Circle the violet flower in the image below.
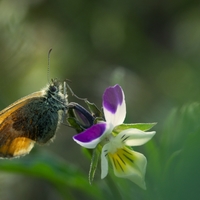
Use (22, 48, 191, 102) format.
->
(73, 85, 156, 189)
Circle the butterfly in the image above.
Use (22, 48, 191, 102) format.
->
(0, 79, 68, 158)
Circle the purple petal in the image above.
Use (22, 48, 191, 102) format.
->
(103, 84, 123, 114)
(103, 85, 126, 126)
(73, 123, 107, 148)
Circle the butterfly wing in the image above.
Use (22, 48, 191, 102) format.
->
(0, 91, 43, 158)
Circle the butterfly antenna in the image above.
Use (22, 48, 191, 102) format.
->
(47, 48, 52, 84)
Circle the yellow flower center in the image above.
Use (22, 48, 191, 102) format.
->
(108, 147, 134, 173)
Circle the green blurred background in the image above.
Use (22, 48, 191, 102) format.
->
(0, 0, 200, 199)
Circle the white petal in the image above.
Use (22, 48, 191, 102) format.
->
(112, 148, 147, 189)
(125, 151, 147, 190)
(104, 101, 126, 127)
(116, 128, 156, 146)
(101, 143, 110, 179)
(103, 85, 126, 126)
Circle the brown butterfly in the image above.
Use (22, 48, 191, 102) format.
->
(0, 79, 68, 158)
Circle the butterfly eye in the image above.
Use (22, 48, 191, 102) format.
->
(50, 85, 57, 93)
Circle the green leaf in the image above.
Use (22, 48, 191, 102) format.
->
(0, 150, 103, 199)
(113, 123, 157, 133)
(67, 117, 84, 133)
(89, 144, 102, 184)
(155, 103, 200, 200)
(85, 100, 103, 118)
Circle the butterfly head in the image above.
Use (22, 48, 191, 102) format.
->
(45, 78, 68, 109)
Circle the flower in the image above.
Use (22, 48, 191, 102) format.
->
(73, 84, 156, 189)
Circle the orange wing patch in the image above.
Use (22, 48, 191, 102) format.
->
(0, 137, 35, 158)
(0, 92, 42, 158)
